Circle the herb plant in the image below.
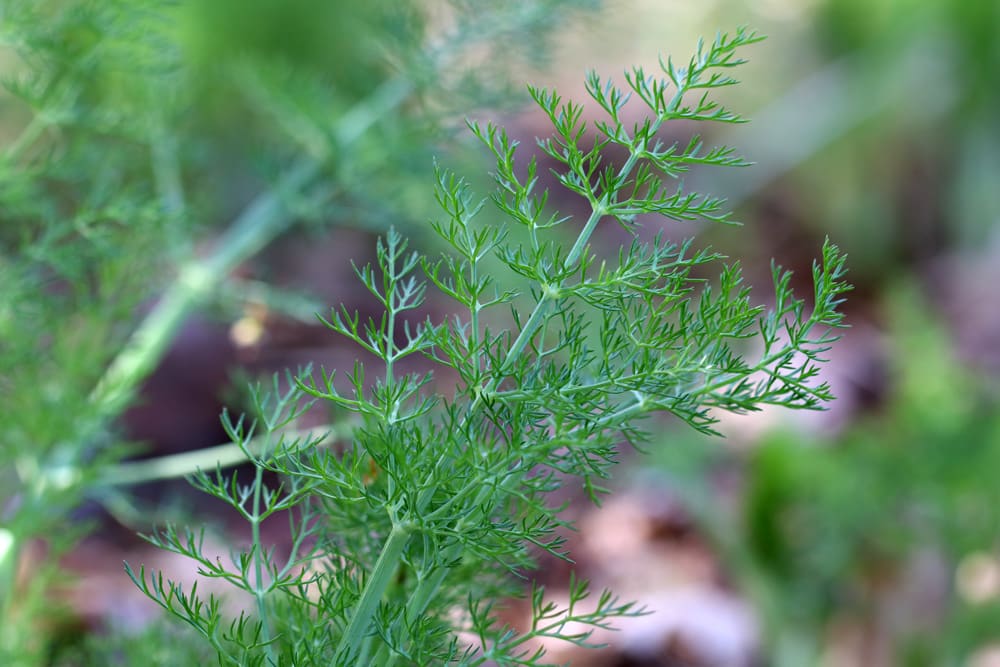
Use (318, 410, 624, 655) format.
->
(122, 27, 849, 666)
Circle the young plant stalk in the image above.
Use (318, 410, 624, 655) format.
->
(131, 29, 850, 666)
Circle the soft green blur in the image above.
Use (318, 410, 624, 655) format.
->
(606, 0, 1000, 663)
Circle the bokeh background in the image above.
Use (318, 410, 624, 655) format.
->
(2, 0, 999, 665)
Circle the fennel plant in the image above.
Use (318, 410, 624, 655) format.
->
(126, 28, 849, 666)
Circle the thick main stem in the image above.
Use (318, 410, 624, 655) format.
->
(91, 76, 416, 423)
(99, 425, 344, 486)
(90, 160, 319, 419)
(336, 522, 412, 662)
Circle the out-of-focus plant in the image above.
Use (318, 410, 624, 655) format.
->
(815, 0, 1000, 249)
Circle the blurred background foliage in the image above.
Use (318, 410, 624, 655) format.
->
(1, 0, 999, 665)
(586, 0, 1000, 665)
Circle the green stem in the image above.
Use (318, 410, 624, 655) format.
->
(336, 522, 412, 662)
(149, 106, 186, 219)
(4, 114, 48, 163)
(90, 159, 320, 420)
(97, 425, 343, 487)
(384, 278, 398, 425)
(0, 527, 16, 647)
(470, 135, 645, 406)
(250, 457, 278, 666)
(90, 75, 417, 424)
(371, 555, 453, 667)
(458, 64, 688, 413)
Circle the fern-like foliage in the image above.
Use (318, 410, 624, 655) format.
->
(128, 28, 849, 666)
